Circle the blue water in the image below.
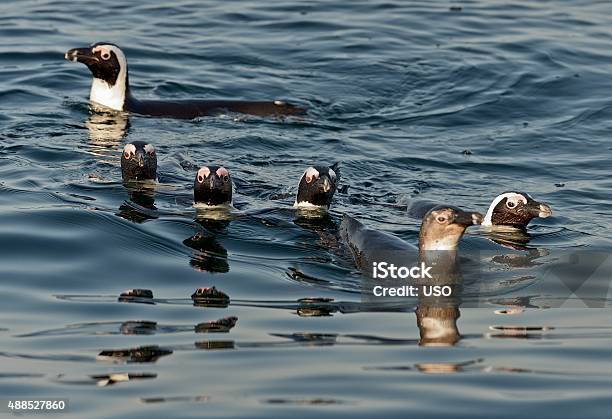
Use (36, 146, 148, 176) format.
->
(1, 0, 612, 417)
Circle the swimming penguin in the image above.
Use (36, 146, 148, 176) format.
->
(120, 141, 157, 182)
(406, 191, 551, 230)
(341, 206, 483, 272)
(294, 164, 339, 209)
(194, 166, 233, 206)
(482, 191, 551, 229)
(65, 42, 306, 119)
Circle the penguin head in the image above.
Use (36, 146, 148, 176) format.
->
(419, 206, 483, 251)
(65, 42, 128, 111)
(482, 191, 552, 229)
(120, 141, 157, 182)
(294, 165, 339, 209)
(194, 166, 233, 206)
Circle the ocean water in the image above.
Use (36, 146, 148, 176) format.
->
(1, 0, 612, 417)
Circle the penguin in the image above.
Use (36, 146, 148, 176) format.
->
(294, 164, 339, 209)
(120, 141, 157, 182)
(406, 191, 551, 230)
(341, 206, 483, 272)
(65, 42, 306, 119)
(482, 191, 552, 229)
(193, 166, 233, 206)
(185, 166, 233, 274)
(342, 207, 482, 347)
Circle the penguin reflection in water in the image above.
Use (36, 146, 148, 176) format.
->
(86, 111, 129, 153)
(183, 165, 234, 273)
(118, 141, 158, 223)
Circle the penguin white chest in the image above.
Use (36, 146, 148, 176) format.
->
(90, 78, 125, 111)
(425, 237, 458, 251)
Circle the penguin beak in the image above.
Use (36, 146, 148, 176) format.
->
(529, 201, 552, 218)
(453, 210, 483, 227)
(202, 175, 224, 192)
(209, 176, 221, 190)
(321, 176, 331, 193)
(135, 150, 145, 167)
(65, 47, 98, 65)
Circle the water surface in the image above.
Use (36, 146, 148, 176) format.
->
(1, 0, 612, 417)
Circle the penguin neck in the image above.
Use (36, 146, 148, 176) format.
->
(418, 234, 460, 253)
(90, 70, 130, 112)
(418, 228, 462, 267)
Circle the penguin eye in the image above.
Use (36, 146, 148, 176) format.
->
(123, 151, 132, 159)
(197, 174, 205, 183)
(92, 46, 113, 61)
(506, 200, 516, 209)
(222, 175, 229, 182)
(144, 144, 155, 156)
(436, 216, 447, 224)
(303, 168, 319, 184)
